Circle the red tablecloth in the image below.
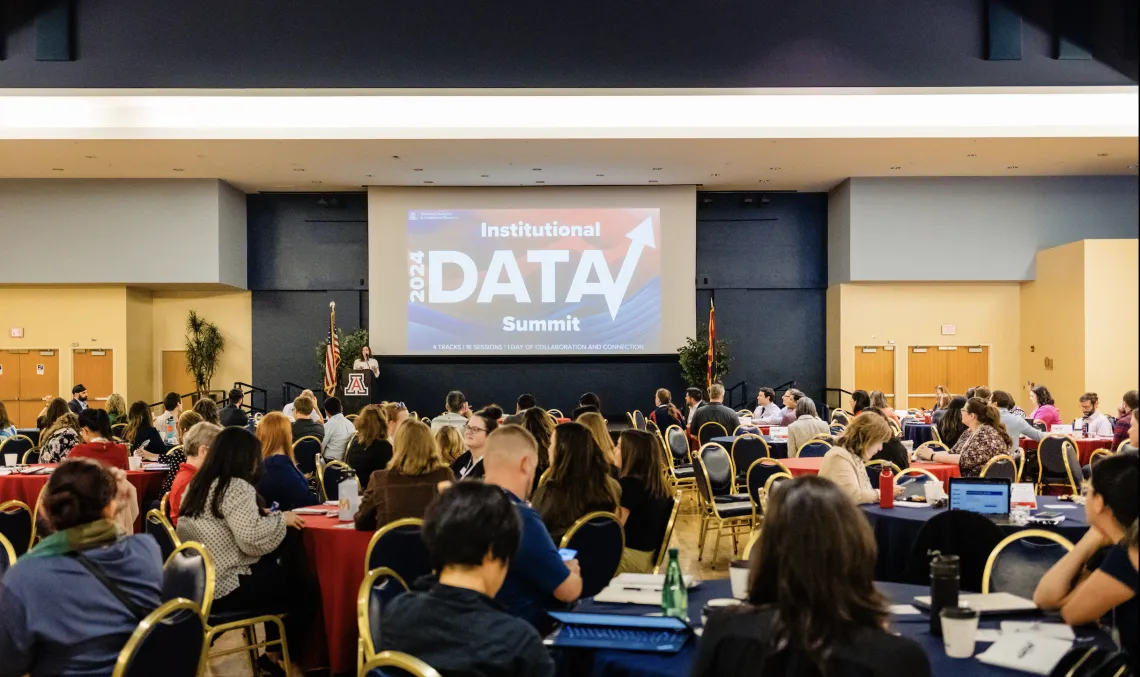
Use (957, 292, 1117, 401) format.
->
(0, 466, 166, 531)
(1020, 436, 1114, 466)
(778, 457, 961, 492)
(301, 513, 374, 675)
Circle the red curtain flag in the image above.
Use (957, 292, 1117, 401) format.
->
(324, 302, 340, 396)
(706, 298, 716, 388)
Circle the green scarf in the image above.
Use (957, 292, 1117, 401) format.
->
(24, 519, 121, 560)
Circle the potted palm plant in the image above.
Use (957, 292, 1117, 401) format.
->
(185, 310, 225, 393)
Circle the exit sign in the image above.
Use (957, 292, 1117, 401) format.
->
(10, 328, 23, 338)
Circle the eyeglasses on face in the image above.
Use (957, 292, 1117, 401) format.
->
(464, 425, 487, 435)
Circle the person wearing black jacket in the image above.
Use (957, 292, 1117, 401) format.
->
(219, 388, 249, 428)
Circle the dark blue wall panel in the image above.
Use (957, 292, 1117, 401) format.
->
(247, 193, 368, 291)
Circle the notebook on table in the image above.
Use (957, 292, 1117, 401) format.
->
(547, 611, 691, 653)
(912, 592, 1038, 616)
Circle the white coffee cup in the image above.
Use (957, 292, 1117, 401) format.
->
(940, 606, 979, 658)
(3, 453, 16, 467)
(729, 559, 750, 599)
(128, 456, 142, 471)
(902, 440, 914, 453)
(924, 481, 942, 503)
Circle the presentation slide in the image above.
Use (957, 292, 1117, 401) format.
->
(406, 208, 662, 354)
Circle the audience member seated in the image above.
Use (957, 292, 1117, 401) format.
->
(105, 393, 128, 426)
(692, 475, 931, 677)
(863, 408, 910, 471)
(521, 408, 554, 495)
(160, 411, 202, 495)
(869, 390, 898, 421)
(177, 427, 317, 676)
(934, 396, 968, 447)
(68, 408, 130, 471)
(504, 393, 537, 425)
(786, 397, 830, 454)
(991, 390, 1043, 453)
(1115, 390, 1139, 449)
(931, 392, 951, 418)
(819, 414, 900, 505)
(779, 389, 804, 426)
(347, 406, 395, 482)
(354, 419, 454, 531)
(290, 395, 325, 443)
(690, 383, 741, 437)
(283, 389, 324, 422)
(38, 411, 81, 464)
(850, 389, 871, 416)
(0, 460, 164, 677)
(752, 387, 783, 426)
(169, 421, 220, 525)
(572, 391, 603, 420)
(36, 396, 70, 432)
(577, 411, 618, 470)
(154, 392, 182, 447)
(1035, 453, 1138, 662)
(649, 388, 686, 431)
(452, 408, 499, 480)
(192, 397, 220, 426)
(530, 422, 621, 542)
(1077, 392, 1114, 437)
(321, 396, 355, 462)
(379, 481, 556, 677)
(482, 425, 582, 629)
(431, 390, 471, 433)
(219, 388, 249, 427)
(684, 387, 705, 428)
(614, 430, 672, 574)
(1030, 385, 1062, 430)
(381, 401, 411, 438)
(916, 397, 1011, 477)
(256, 412, 319, 511)
(125, 399, 167, 461)
(434, 423, 465, 466)
(67, 384, 89, 415)
(973, 386, 992, 403)
(0, 401, 16, 440)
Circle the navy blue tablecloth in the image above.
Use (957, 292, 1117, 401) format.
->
(862, 500, 1091, 583)
(569, 580, 1112, 677)
(904, 422, 935, 446)
(710, 436, 788, 459)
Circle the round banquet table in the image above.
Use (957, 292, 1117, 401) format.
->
(903, 422, 935, 446)
(861, 500, 1090, 583)
(1019, 436, 1114, 466)
(300, 512, 374, 675)
(0, 465, 166, 532)
(779, 457, 961, 492)
(709, 436, 788, 459)
(570, 579, 1112, 677)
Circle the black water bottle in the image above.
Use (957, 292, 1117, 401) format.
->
(929, 552, 960, 637)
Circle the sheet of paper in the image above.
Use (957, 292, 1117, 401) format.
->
(975, 628, 1004, 643)
(1041, 504, 1078, 510)
(999, 621, 1075, 641)
(1011, 482, 1038, 509)
(889, 604, 921, 615)
(976, 634, 1073, 676)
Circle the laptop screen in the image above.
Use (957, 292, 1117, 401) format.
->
(949, 477, 1011, 515)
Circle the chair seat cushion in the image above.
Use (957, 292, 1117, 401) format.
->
(714, 493, 750, 503)
(713, 502, 753, 518)
(674, 467, 695, 478)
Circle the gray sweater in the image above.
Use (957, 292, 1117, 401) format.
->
(999, 407, 1043, 454)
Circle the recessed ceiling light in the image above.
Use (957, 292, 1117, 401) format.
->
(1097, 153, 1109, 157)
(365, 174, 373, 178)
(172, 168, 184, 172)
(312, 180, 322, 184)
(596, 174, 605, 177)
(652, 167, 663, 171)
(413, 168, 424, 172)
(769, 167, 782, 171)
(391, 155, 400, 159)
(536, 181, 545, 184)
(84, 155, 96, 159)
(423, 181, 434, 184)
(890, 166, 902, 170)
(711, 173, 720, 177)
(967, 153, 977, 157)
(293, 168, 305, 172)
(480, 174, 490, 178)
(532, 168, 542, 171)
(51, 168, 63, 171)
(758, 179, 770, 183)
(1007, 166, 1019, 169)
(648, 180, 658, 183)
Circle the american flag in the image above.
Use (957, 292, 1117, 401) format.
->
(324, 302, 340, 396)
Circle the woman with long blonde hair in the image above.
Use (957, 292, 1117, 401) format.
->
(434, 423, 465, 465)
(255, 411, 317, 510)
(531, 422, 621, 541)
(105, 393, 128, 426)
(354, 419, 453, 531)
(576, 411, 617, 468)
(818, 413, 901, 505)
(346, 405, 393, 484)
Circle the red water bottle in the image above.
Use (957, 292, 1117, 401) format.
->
(880, 467, 894, 508)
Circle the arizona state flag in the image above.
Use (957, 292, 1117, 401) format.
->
(707, 297, 716, 388)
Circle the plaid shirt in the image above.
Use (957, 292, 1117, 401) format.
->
(1113, 414, 1132, 449)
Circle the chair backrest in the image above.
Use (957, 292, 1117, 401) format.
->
(982, 530, 1074, 598)
(112, 599, 206, 677)
(864, 460, 902, 489)
(830, 410, 851, 425)
(796, 440, 832, 458)
(0, 533, 15, 576)
(144, 509, 181, 564)
(111, 423, 129, 438)
(161, 541, 215, 618)
(980, 454, 1019, 481)
(697, 421, 728, 446)
(930, 426, 943, 443)
(362, 651, 443, 677)
(905, 510, 1006, 592)
(745, 459, 790, 508)
(651, 493, 682, 574)
(159, 492, 171, 519)
(357, 567, 410, 661)
(829, 424, 846, 436)
(697, 443, 734, 495)
(732, 424, 760, 436)
(730, 435, 770, 478)
(293, 436, 322, 475)
(0, 435, 35, 462)
(322, 461, 358, 502)
(896, 467, 940, 484)
(665, 426, 690, 464)
(645, 419, 660, 436)
(633, 410, 646, 431)
(1038, 434, 1081, 493)
(0, 500, 33, 556)
(560, 511, 624, 598)
(365, 518, 431, 586)
(548, 409, 564, 419)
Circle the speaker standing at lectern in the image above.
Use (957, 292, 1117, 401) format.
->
(353, 346, 380, 377)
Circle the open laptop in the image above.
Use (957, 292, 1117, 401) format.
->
(948, 477, 1012, 517)
(547, 611, 691, 653)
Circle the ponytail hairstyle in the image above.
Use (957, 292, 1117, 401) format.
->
(966, 397, 1012, 448)
(1079, 392, 1099, 412)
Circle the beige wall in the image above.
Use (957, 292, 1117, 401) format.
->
(149, 291, 253, 401)
(125, 288, 154, 404)
(830, 283, 1022, 409)
(1084, 239, 1139, 416)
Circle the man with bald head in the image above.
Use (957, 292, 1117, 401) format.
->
(483, 424, 583, 630)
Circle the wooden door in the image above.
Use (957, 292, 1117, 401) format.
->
(162, 351, 196, 402)
(74, 349, 114, 410)
(854, 346, 896, 406)
(18, 350, 59, 428)
(0, 351, 20, 429)
(947, 346, 989, 395)
(907, 347, 947, 411)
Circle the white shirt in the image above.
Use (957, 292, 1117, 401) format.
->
(352, 357, 380, 377)
(154, 410, 179, 446)
(430, 411, 468, 434)
(1079, 411, 1113, 437)
(753, 402, 783, 425)
(686, 401, 704, 426)
(283, 403, 322, 422)
(321, 413, 356, 461)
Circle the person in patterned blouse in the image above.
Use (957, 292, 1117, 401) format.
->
(915, 397, 1012, 477)
(38, 412, 82, 464)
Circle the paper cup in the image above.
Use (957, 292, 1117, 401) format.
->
(940, 606, 979, 658)
(729, 559, 751, 599)
(128, 456, 142, 471)
(902, 440, 914, 452)
(924, 481, 942, 502)
(3, 453, 16, 467)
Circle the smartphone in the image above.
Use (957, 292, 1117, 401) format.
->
(1033, 511, 1063, 520)
(558, 548, 577, 561)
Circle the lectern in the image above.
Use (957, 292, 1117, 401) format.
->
(340, 369, 377, 415)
